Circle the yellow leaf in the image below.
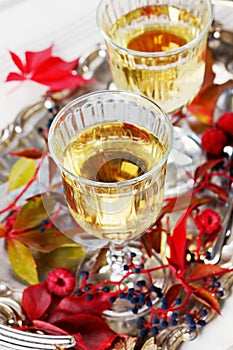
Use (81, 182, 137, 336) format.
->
(7, 239, 39, 285)
(8, 158, 36, 191)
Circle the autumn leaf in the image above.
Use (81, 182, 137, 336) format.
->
(36, 246, 86, 274)
(0, 222, 6, 238)
(6, 45, 90, 92)
(205, 183, 228, 201)
(13, 196, 54, 231)
(186, 49, 231, 125)
(10, 149, 43, 159)
(194, 158, 224, 181)
(53, 313, 117, 350)
(18, 227, 80, 253)
(22, 282, 52, 321)
(191, 284, 220, 314)
(7, 238, 39, 284)
(167, 204, 196, 272)
(162, 193, 192, 215)
(186, 264, 230, 283)
(32, 320, 72, 336)
(187, 80, 233, 126)
(164, 284, 182, 307)
(48, 292, 116, 323)
(89, 247, 108, 275)
(141, 223, 162, 256)
(8, 157, 36, 190)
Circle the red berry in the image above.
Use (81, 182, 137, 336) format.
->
(201, 128, 228, 156)
(46, 268, 76, 296)
(216, 112, 233, 137)
(197, 208, 221, 234)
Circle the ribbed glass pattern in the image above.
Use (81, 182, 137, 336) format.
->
(48, 90, 173, 241)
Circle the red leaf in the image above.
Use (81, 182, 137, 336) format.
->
(25, 45, 53, 73)
(168, 204, 196, 272)
(29, 56, 86, 91)
(187, 80, 233, 125)
(9, 51, 26, 73)
(0, 223, 6, 238)
(6, 72, 24, 81)
(35, 72, 87, 92)
(20, 321, 87, 350)
(162, 194, 192, 215)
(6, 46, 90, 92)
(32, 56, 78, 76)
(194, 159, 224, 181)
(164, 284, 182, 307)
(31, 320, 71, 336)
(54, 314, 117, 350)
(22, 282, 52, 321)
(206, 183, 228, 201)
(48, 292, 113, 323)
(187, 264, 230, 283)
(191, 284, 220, 314)
(10, 149, 43, 159)
(141, 225, 162, 256)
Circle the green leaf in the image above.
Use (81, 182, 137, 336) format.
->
(7, 238, 39, 285)
(14, 196, 55, 230)
(18, 228, 80, 253)
(8, 158, 36, 190)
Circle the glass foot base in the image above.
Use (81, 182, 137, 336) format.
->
(76, 241, 167, 335)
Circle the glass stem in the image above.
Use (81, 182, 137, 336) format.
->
(107, 242, 130, 280)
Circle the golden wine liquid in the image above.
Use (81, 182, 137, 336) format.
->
(62, 122, 167, 241)
(107, 5, 207, 113)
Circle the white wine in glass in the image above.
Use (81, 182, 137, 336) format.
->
(62, 121, 167, 241)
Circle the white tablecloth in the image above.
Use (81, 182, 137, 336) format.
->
(0, 1, 233, 349)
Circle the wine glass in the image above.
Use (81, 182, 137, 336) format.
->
(96, 0, 213, 115)
(48, 90, 173, 318)
(96, 0, 212, 197)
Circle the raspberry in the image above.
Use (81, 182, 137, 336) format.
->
(197, 208, 221, 234)
(201, 128, 227, 155)
(216, 112, 233, 137)
(46, 268, 76, 296)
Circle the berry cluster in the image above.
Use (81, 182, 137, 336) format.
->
(57, 250, 227, 339)
(201, 112, 233, 156)
(37, 104, 60, 135)
(38, 219, 50, 233)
